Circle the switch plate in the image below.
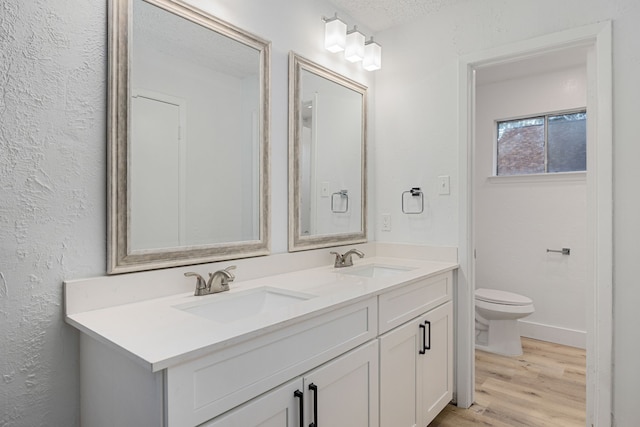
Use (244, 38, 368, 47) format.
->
(438, 175, 450, 195)
(320, 181, 329, 197)
(381, 213, 391, 231)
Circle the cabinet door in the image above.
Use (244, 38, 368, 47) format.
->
(379, 317, 420, 427)
(202, 378, 304, 427)
(379, 301, 454, 427)
(303, 340, 379, 427)
(417, 301, 453, 426)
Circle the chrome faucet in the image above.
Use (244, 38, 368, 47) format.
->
(184, 266, 236, 296)
(208, 266, 236, 294)
(330, 249, 365, 268)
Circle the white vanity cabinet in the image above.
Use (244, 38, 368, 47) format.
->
(78, 296, 378, 427)
(70, 261, 457, 427)
(205, 340, 379, 427)
(378, 272, 454, 427)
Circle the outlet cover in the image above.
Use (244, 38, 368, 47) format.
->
(381, 213, 391, 231)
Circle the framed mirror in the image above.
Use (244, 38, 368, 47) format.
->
(288, 53, 367, 251)
(107, 0, 270, 274)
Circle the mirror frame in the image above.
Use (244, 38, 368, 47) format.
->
(107, 0, 271, 274)
(288, 52, 367, 251)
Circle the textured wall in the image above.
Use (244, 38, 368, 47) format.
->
(0, 1, 106, 425)
(0, 0, 372, 425)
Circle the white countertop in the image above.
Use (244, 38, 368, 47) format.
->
(66, 256, 457, 372)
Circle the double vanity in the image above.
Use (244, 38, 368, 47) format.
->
(65, 248, 457, 427)
(85, 1, 459, 425)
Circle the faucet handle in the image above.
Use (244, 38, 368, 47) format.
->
(330, 251, 345, 268)
(185, 272, 207, 296)
(223, 265, 237, 281)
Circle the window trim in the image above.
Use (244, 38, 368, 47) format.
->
(487, 170, 586, 184)
(493, 107, 587, 177)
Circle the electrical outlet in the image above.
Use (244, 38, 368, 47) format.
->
(381, 213, 391, 231)
(438, 175, 450, 195)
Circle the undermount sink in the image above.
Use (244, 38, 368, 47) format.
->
(340, 264, 415, 278)
(174, 287, 315, 324)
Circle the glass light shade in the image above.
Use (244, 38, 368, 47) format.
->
(363, 40, 382, 71)
(324, 17, 347, 53)
(344, 28, 365, 62)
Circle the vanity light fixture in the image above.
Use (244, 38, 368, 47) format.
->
(322, 13, 347, 53)
(322, 14, 382, 71)
(344, 26, 365, 62)
(363, 37, 382, 71)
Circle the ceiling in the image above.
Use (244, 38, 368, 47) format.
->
(328, 0, 472, 32)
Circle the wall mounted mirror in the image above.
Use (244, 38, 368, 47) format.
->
(108, 0, 270, 273)
(288, 53, 367, 251)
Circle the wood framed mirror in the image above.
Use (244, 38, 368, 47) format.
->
(107, 0, 270, 273)
(288, 53, 367, 251)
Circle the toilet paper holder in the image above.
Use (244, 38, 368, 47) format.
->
(547, 248, 571, 255)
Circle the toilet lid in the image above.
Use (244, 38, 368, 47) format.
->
(475, 288, 532, 306)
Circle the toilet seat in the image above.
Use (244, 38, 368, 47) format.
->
(475, 288, 532, 306)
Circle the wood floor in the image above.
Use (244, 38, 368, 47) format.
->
(430, 338, 586, 427)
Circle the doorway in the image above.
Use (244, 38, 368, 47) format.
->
(456, 22, 612, 427)
(474, 56, 589, 349)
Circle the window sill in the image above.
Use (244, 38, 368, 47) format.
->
(486, 171, 586, 184)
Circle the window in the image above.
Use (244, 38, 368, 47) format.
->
(496, 111, 586, 176)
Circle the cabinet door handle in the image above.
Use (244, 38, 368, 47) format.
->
(294, 390, 304, 427)
(419, 323, 427, 354)
(308, 383, 318, 427)
(424, 320, 431, 350)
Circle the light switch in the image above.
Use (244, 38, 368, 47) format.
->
(438, 175, 450, 195)
(320, 181, 329, 197)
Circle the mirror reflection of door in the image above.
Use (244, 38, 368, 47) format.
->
(130, 92, 186, 250)
(300, 97, 317, 236)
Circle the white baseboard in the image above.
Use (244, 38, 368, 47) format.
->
(519, 320, 586, 349)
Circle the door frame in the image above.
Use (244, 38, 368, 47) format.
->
(456, 22, 612, 426)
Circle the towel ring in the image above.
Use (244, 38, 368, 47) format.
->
(402, 187, 424, 214)
(331, 190, 349, 213)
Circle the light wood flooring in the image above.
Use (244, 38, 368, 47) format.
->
(430, 338, 586, 427)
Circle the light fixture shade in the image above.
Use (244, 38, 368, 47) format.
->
(363, 39, 382, 71)
(324, 16, 347, 53)
(344, 27, 365, 62)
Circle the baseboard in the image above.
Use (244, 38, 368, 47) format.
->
(519, 320, 586, 349)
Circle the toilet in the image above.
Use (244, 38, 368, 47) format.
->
(475, 288, 535, 356)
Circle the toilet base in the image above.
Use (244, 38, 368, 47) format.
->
(475, 319, 524, 357)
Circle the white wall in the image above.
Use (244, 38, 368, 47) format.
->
(374, 1, 640, 425)
(475, 66, 588, 347)
(0, 0, 374, 425)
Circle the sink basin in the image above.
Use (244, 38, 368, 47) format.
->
(174, 287, 315, 324)
(340, 264, 415, 278)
